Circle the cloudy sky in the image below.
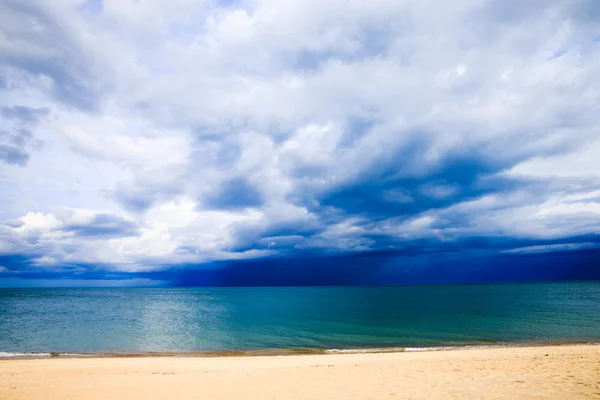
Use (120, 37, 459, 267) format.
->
(1, 0, 600, 287)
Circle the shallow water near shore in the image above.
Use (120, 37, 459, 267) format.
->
(1, 282, 599, 356)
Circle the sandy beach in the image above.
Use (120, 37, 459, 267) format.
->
(1, 344, 599, 400)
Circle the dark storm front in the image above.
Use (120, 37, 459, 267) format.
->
(1, 282, 599, 354)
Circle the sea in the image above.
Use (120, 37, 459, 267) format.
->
(1, 282, 599, 357)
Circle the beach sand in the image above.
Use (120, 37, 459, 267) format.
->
(1, 344, 599, 399)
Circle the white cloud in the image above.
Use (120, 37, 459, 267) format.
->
(507, 138, 600, 179)
(502, 242, 599, 254)
(1, 0, 600, 272)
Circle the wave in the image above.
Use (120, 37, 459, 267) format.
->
(0, 352, 92, 358)
(2, 340, 598, 358)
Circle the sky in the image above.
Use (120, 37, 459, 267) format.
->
(1, 0, 600, 287)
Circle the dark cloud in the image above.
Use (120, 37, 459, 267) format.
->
(318, 156, 510, 220)
(113, 182, 183, 213)
(0, 255, 31, 274)
(0, 128, 33, 146)
(61, 214, 140, 238)
(113, 191, 157, 213)
(0, 144, 30, 166)
(4, 232, 600, 286)
(0, 106, 50, 125)
(78, 0, 103, 14)
(170, 245, 600, 287)
(0, 129, 37, 166)
(477, 0, 553, 24)
(337, 116, 377, 150)
(287, 19, 400, 71)
(228, 219, 324, 253)
(202, 177, 263, 210)
(110, 164, 187, 212)
(0, 1, 102, 111)
(2, 219, 24, 228)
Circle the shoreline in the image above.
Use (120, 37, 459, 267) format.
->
(2, 338, 599, 360)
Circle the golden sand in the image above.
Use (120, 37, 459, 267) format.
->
(1, 344, 599, 399)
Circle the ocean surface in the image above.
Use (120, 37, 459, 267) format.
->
(1, 282, 599, 355)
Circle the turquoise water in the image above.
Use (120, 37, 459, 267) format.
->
(1, 282, 599, 354)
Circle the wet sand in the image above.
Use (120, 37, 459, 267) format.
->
(1, 344, 599, 399)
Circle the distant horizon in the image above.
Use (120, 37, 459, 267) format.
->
(2, 280, 600, 289)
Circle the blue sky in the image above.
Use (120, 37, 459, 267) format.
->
(1, 0, 599, 287)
